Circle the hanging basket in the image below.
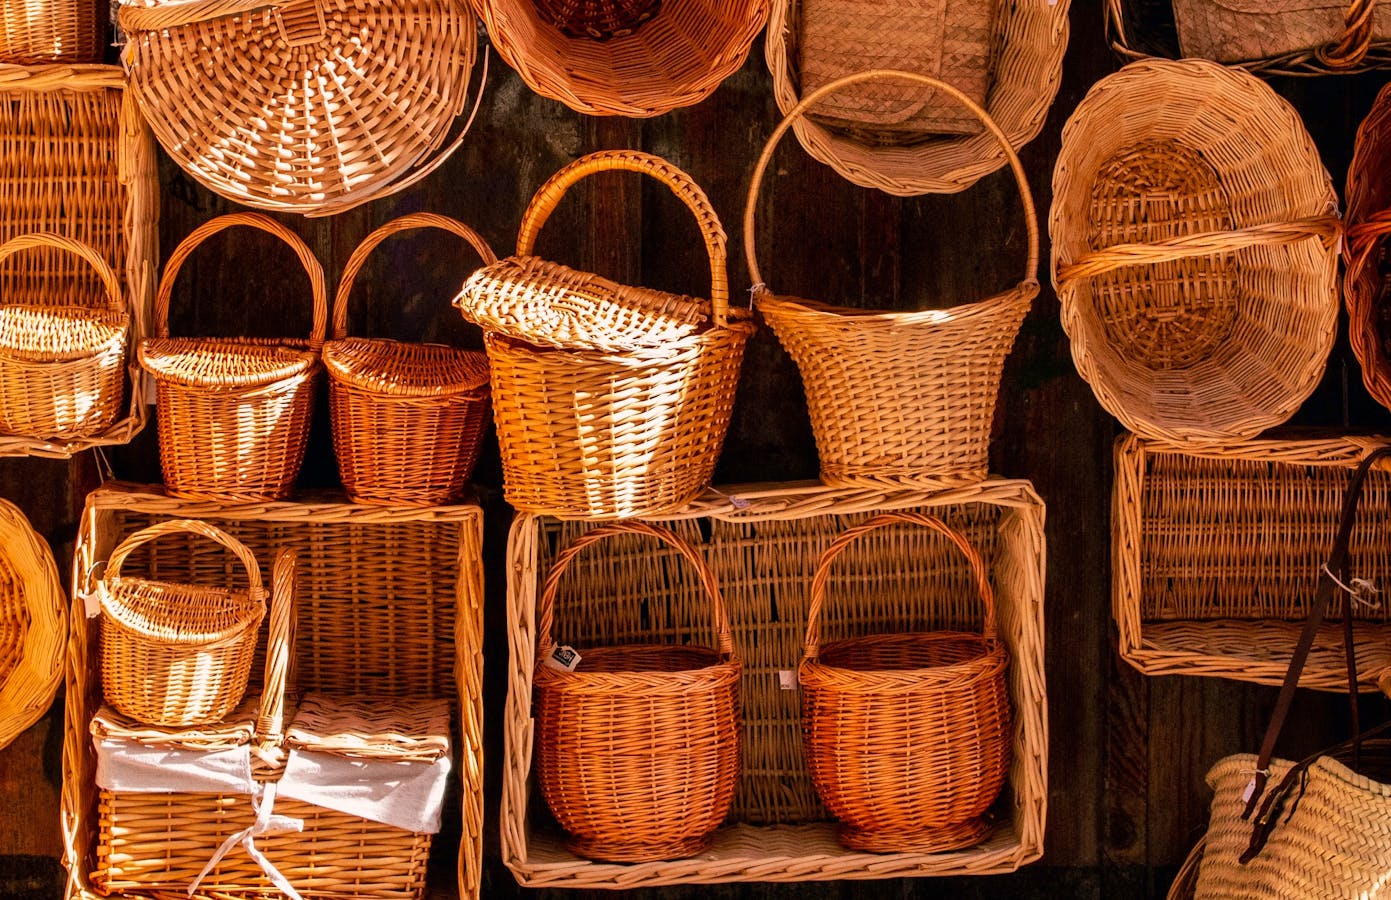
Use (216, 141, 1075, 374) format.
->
(1345, 81, 1391, 415)
(534, 520, 741, 863)
(139, 212, 327, 502)
(0, 0, 103, 63)
(747, 70, 1036, 490)
(324, 213, 495, 506)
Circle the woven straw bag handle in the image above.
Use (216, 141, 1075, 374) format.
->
(331, 213, 498, 341)
(535, 520, 734, 663)
(154, 212, 328, 349)
(515, 149, 732, 328)
(744, 69, 1039, 294)
(255, 547, 297, 745)
(803, 511, 996, 662)
(0, 232, 124, 314)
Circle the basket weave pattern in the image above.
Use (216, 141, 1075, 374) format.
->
(0, 497, 63, 750)
(1345, 81, 1391, 415)
(0, 0, 103, 64)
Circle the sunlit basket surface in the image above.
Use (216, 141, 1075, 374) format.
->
(0, 0, 103, 63)
(1345, 81, 1391, 415)
(0, 497, 63, 750)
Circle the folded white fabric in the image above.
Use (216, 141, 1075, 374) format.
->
(95, 740, 254, 795)
(278, 749, 451, 834)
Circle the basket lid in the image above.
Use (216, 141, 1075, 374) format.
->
(0, 498, 64, 751)
(90, 696, 261, 750)
(323, 337, 489, 398)
(0, 305, 128, 362)
(286, 693, 451, 762)
(139, 338, 319, 389)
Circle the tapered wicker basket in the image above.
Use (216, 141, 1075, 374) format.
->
(140, 212, 326, 502)
(535, 520, 741, 862)
(1345, 81, 1391, 415)
(748, 70, 1036, 490)
(0, 0, 103, 63)
(325, 213, 495, 506)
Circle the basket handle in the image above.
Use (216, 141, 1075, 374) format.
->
(105, 518, 266, 603)
(331, 213, 498, 341)
(154, 212, 328, 348)
(1319, 0, 1377, 69)
(0, 232, 124, 314)
(515, 149, 731, 328)
(535, 521, 733, 664)
(743, 69, 1039, 294)
(803, 511, 996, 662)
(1346, 207, 1391, 281)
(255, 547, 297, 745)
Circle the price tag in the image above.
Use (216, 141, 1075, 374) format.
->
(546, 645, 582, 672)
(778, 670, 797, 691)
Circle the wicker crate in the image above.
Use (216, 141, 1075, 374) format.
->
(1114, 432, 1391, 689)
(61, 482, 485, 899)
(503, 478, 1046, 886)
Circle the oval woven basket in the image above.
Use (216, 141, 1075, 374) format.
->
(474, 0, 768, 116)
(1345, 81, 1391, 415)
(1051, 59, 1340, 444)
(117, 0, 478, 215)
(747, 70, 1037, 490)
(324, 213, 496, 507)
(799, 511, 1011, 853)
(534, 521, 741, 863)
(0, 497, 63, 750)
(765, 0, 1070, 194)
(0, 0, 103, 63)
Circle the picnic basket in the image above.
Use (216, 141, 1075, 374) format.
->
(140, 212, 327, 502)
(1345, 81, 1391, 414)
(747, 70, 1036, 489)
(0, 0, 103, 63)
(456, 149, 754, 519)
(534, 520, 741, 862)
(1052, 59, 1340, 443)
(324, 213, 495, 506)
(0, 497, 64, 750)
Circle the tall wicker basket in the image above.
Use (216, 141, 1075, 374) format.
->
(1345, 80, 1391, 415)
(747, 70, 1036, 490)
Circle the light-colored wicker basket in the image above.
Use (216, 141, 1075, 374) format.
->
(748, 70, 1036, 490)
(0, 0, 103, 63)
(140, 212, 326, 502)
(503, 478, 1047, 887)
(457, 150, 754, 519)
(1345, 81, 1391, 415)
(325, 213, 495, 507)
(117, 0, 478, 215)
(1052, 59, 1340, 444)
(765, 0, 1070, 194)
(0, 497, 64, 750)
(473, 0, 767, 116)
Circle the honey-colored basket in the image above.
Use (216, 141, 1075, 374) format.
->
(0, 497, 64, 750)
(140, 212, 326, 502)
(0, 0, 103, 63)
(0, 233, 128, 439)
(1051, 59, 1340, 443)
(456, 150, 754, 519)
(747, 70, 1036, 490)
(1345, 81, 1391, 414)
(96, 519, 266, 728)
(534, 520, 741, 863)
(473, 0, 767, 116)
(800, 511, 1011, 853)
(325, 213, 495, 506)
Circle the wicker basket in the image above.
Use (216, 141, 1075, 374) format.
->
(1345, 81, 1391, 415)
(765, 0, 1070, 194)
(325, 213, 495, 506)
(534, 520, 740, 862)
(0, 497, 63, 750)
(0, 233, 128, 439)
(140, 212, 327, 502)
(531, 0, 663, 39)
(1052, 59, 1340, 444)
(117, 0, 477, 215)
(456, 150, 754, 519)
(0, 0, 103, 63)
(747, 70, 1036, 490)
(96, 519, 266, 728)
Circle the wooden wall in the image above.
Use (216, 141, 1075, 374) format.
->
(3, 1, 1391, 897)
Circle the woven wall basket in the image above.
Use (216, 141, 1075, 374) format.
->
(1345, 81, 1391, 415)
(748, 70, 1036, 490)
(1051, 59, 1340, 444)
(117, 0, 478, 215)
(765, 0, 1070, 194)
(0, 0, 103, 63)
(0, 497, 63, 750)
(474, 0, 767, 116)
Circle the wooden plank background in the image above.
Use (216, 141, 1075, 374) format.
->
(3, 0, 1391, 896)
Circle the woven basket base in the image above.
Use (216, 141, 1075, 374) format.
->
(837, 816, 991, 854)
(568, 831, 713, 863)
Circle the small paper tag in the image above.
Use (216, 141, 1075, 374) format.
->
(778, 670, 797, 691)
(729, 495, 751, 510)
(546, 645, 581, 672)
(82, 586, 104, 619)
(1241, 776, 1256, 805)
(143, 371, 158, 407)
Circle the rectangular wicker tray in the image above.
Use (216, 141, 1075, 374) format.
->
(503, 478, 1047, 886)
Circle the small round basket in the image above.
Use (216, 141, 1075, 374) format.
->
(534, 521, 741, 863)
(96, 519, 266, 728)
(800, 511, 1011, 853)
(0, 497, 64, 750)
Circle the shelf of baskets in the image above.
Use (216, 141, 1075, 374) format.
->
(503, 477, 1047, 887)
(60, 481, 485, 900)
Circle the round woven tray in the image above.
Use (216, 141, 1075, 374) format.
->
(0, 497, 64, 749)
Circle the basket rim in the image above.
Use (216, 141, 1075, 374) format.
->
(801, 632, 1007, 685)
(99, 578, 264, 646)
(755, 281, 1038, 324)
(0, 304, 129, 362)
(323, 337, 489, 397)
(139, 337, 319, 388)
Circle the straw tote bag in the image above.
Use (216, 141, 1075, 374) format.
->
(1171, 0, 1391, 70)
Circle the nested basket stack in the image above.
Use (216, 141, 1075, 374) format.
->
(1345, 80, 1391, 414)
(0, 0, 103, 63)
(324, 213, 495, 506)
(0, 497, 64, 750)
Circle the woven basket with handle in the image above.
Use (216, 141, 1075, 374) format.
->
(1345, 81, 1391, 415)
(748, 69, 1036, 490)
(800, 511, 1011, 853)
(534, 520, 741, 863)
(324, 213, 495, 506)
(0, 0, 103, 63)
(140, 212, 326, 502)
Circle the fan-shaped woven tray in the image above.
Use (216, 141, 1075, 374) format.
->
(0, 497, 64, 749)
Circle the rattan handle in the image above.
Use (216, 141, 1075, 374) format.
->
(0, 232, 124, 314)
(1319, 0, 1377, 68)
(255, 547, 297, 744)
(535, 521, 733, 663)
(744, 69, 1040, 293)
(1346, 207, 1391, 281)
(155, 212, 328, 348)
(515, 149, 731, 327)
(331, 213, 499, 340)
(105, 519, 266, 602)
(803, 511, 996, 662)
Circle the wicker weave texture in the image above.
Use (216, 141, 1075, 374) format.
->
(0, 497, 63, 750)
(0, 0, 103, 63)
(1345, 81, 1391, 416)
(766, 0, 1069, 194)
(1114, 432, 1391, 689)
(1052, 59, 1339, 443)
(531, 0, 663, 39)
(503, 478, 1047, 887)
